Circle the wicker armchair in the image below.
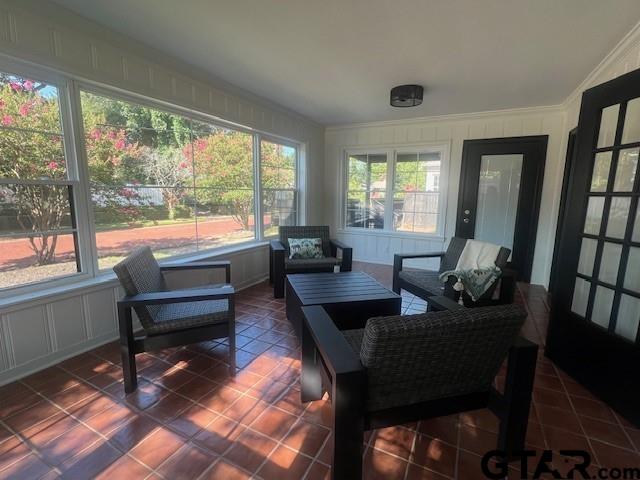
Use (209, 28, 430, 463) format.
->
(392, 237, 516, 308)
(301, 303, 537, 479)
(114, 247, 235, 393)
(269, 226, 352, 298)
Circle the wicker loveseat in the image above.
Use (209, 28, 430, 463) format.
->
(269, 225, 352, 298)
(301, 302, 537, 479)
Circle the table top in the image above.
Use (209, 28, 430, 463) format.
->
(286, 271, 400, 305)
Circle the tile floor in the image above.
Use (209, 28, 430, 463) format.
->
(1, 261, 639, 479)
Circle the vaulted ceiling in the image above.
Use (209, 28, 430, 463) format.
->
(53, 0, 640, 125)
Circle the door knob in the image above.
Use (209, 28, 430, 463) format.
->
(464, 209, 471, 215)
(463, 218, 469, 223)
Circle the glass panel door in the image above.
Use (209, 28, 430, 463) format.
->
(474, 154, 523, 252)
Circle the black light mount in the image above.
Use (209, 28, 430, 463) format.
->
(390, 84, 423, 107)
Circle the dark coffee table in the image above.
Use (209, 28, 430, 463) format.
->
(285, 271, 402, 338)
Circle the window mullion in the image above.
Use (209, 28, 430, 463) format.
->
(254, 134, 263, 241)
(64, 79, 98, 278)
(385, 150, 395, 230)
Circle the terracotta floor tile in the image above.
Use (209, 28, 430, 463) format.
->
(129, 427, 186, 469)
(94, 455, 152, 479)
(363, 447, 408, 480)
(198, 385, 243, 413)
(0, 452, 52, 479)
(223, 395, 269, 426)
(193, 416, 246, 454)
(459, 424, 499, 456)
(0, 390, 42, 418)
(536, 404, 583, 433)
(175, 376, 218, 401)
(59, 440, 122, 479)
(66, 394, 119, 422)
(225, 370, 263, 393)
(224, 429, 278, 473)
(580, 415, 634, 450)
(305, 461, 331, 480)
(525, 421, 547, 449)
(201, 459, 251, 480)
(411, 434, 457, 478)
(157, 443, 218, 479)
(24, 412, 81, 449)
(246, 378, 290, 403)
(107, 415, 160, 452)
(571, 396, 617, 423)
(302, 399, 333, 428)
(625, 427, 640, 451)
(542, 425, 591, 452)
(456, 450, 488, 480)
(590, 439, 640, 469)
(153, 366, 197, 391)
(250, 406, 298, 440)
(258, 445, 313, 480)
(144, 392, 195, 423)
(405, 463, 450, 480)
(167, 404, 219, 438)
(417, 417, 458, 446)
(4, 400, 63, 433)
(458, 409, 499, 434)
(282, 419, 331, 457)
(533, 387, 573, 411)
(274, 387, 306, 416)
(84, 404, 137, 436)
(38, 423, 102, 466)
(370, 426, 416, 460)
(0, 439, 33, 474)
(122, 380, 170, 410)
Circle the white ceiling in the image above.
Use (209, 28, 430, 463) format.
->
(52, 0, 640, 125)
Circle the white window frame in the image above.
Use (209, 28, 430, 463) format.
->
(341, 143, 449, 239)
(0, 56, 303, 298)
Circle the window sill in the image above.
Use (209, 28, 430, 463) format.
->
(337, 228, 445, 242)
(0, 241, 269, 311)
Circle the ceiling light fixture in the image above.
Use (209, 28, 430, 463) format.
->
(390, 84, 424, 107)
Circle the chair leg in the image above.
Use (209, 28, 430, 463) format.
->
(331, 370, 365, 480)
(118, 304, 137, 394)
(301, 320, 323, 403)
(273, 249, 285, 298)
(496, 338, 538, 458)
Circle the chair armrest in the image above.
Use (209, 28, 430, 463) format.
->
(161, 261, 231, 283)
(394, 251, 446, 261)
(427, 295, 465, 312)
(330, 239, 350, 251)
(498, 268, 517, 304)
(270, 239, 285, 251)
(118, 285, 234, 308)
(301, 306, 364, 377)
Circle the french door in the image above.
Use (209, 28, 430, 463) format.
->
(547, 68, 640, 426)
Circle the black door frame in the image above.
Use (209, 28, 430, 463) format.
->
(546, 68, 640, 427)
(548, 128, 577, 295)
(456, 136, 548, 282)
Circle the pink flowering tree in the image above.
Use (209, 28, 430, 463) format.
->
(0, 77, 69, 265)
(140, 147, 191, 220)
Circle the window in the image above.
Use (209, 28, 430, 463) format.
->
(261, 139, 298, 236)
(0, 72, 81, 290)
(345, 153, 387, 229)
(344, 146, 446, 235)
(80, 91, 266, 270)
(394, 151, 442, 233)
(0, 58, 301, 294)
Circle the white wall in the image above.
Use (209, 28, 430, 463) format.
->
(0, 0, 323, 385)
(324, 22, 640, 288)
(325, 107, 566, 284)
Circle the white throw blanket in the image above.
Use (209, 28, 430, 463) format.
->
(455, 239, 502, 271)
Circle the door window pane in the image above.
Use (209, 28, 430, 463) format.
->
(633, 208, 640, 243)
(571, 278, 590, 317)
(473, 154, 523, 251)
(597, 104, 620, 148)
(592, 286, 614, 328)
(622, 97, 640, 144)
(613, 148, 638, 192)
(624, 247, 640, 293)
(606, 197, 631, 239)
(584, 196, 605, 235)
(599, 242, 622, 285)
(577, 238, 598, 276)
(590, 152, 612, 192)
(616, 294, 640, 341)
